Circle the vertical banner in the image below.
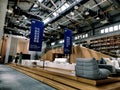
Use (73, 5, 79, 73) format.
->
(29, 20, 44, 51)
(64, 28, 72, 54)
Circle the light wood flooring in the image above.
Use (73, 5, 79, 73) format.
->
(8, 64, 120, 90)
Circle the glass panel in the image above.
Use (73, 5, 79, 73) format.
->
(101, 29, 104, 33)
(86, 34, 88, 37)
(105, 28, 109, 33)
(114, 25, 118, 31)
(83, 35, 85, 38)
(109, 27, 113, 32)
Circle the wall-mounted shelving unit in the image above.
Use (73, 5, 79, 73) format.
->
(90, 35, 120, 57)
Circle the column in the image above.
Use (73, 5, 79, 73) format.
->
(0, 0, 8, 40)
(5, 35, 11, 63)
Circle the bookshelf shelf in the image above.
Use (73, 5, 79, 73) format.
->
(90, 35, 120, 57)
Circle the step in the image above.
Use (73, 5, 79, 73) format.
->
(8, 64, 120, 90)
(9, 65, 77, 90)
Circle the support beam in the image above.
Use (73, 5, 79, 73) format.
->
(26, 0, 54, 12)
(50, 0, 57, 9)
(111, 0, 120, 8)
(38, 2, 54, 12)
(45, 0, 90, 25)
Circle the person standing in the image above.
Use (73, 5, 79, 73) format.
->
(15, 53, 19, 65)
(19, 52, 23, 64)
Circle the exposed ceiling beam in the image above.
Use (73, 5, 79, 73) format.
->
(38, 2, 54, 12)
(44, 0, 90, 25)
(66, 15, 79, 21)
(12, 5, 42, 20)
(60, 0, 110, 27)
(111, 0, 120, 8)
(26, 0, 54, 12)
(50, 0, 57, 9)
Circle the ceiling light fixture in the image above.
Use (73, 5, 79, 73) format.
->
(16, 20, 20, 23)
(84, 11, 89, 15)
(58, 26, 61, 29)
(74, 6, 79, 10)
(100, 19, 108, 24)
(44, 28, 47, 30)
(38, 0, 43, 2)
(70, 12, 75, 16)
(96, 16, 100, 20)
(48, 24, 51, 26)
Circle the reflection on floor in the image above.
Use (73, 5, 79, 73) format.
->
(0, 64, 56, 90)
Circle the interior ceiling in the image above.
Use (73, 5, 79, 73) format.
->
(5, 0, 120, 43)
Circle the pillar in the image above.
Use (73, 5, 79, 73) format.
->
(0, 0, 8, 40)
(0, 0, 8, 63)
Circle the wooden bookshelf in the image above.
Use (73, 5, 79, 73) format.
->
(90, 35, 120, 57)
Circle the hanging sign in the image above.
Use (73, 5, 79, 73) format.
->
(64, 28, 72, 54)
(29, 20, 44, 51)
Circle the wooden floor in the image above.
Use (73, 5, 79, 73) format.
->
(8, 64, 120, 90)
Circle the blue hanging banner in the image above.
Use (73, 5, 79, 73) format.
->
(64, 28, 72, 54)
(29, 20, 44, 51)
